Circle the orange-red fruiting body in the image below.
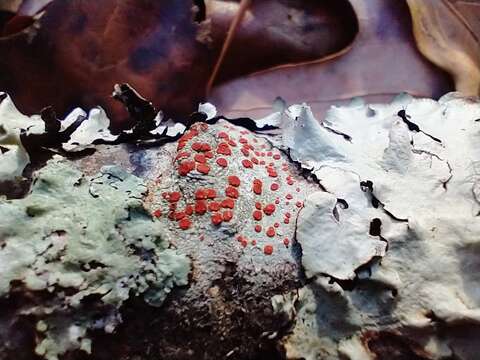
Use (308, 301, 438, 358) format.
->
(263, 204, 276, 215)
(216, 158, 228, 167)
(267, 169, 278, 178)
(264, 244, 273, 255)
(228, 175, 240, 187)
(196, 163, 210, 174)
(208, 201, 221, 212)
(179, 217, 192, 230)
(195, 200, 207, 214)
(191, 142, 203, 151)
(177, 141, 187, 150)
(266, 227, 276, 237)
(218, 132, 229, 139)
(174, 211, 186, 221)
(252, 179, 262, 195)
(222, 210, 233, 222)
(211, 213, 223, 225)
(206, 188, 217, 199)
(176, 151, 190, 160)
(253, 210, 263, 221)
(170, 191, 182, 201)
(221, 198, 235, 209)
(201, 143, 211, 152)
(242, 159, 253, 168)
(217, 143, 232, 155)
(195, 189, 207, 199)
(225, 186, 239, 199)
(178, 160, 195, 176)
(194, 154, 206, 163)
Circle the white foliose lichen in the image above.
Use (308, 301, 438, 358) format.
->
(61, 107, 118, 151)
(266, 93, 480, 359)
(0, 157, 190, 360)
(0, 93, 122, 183)
(0, 93, 42, 181)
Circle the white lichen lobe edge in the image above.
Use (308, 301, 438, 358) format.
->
(266, 93, 480, 360)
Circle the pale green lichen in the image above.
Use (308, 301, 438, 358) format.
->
(0, 156, 190, 360)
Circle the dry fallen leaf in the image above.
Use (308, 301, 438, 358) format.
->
(209, 0, 453, 119)
(407, 0, 480, 96)
(0, 0, 355, 128)
(0, 0, 212, 129)
(205, 0, 358, 85)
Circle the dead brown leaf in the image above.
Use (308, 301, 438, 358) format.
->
(206, 0, 358, 85)
(407, 0, 480, 96)
(0, 0, 212, 129)
(0, 0, 354, 128)
(209, 0, 453, 119)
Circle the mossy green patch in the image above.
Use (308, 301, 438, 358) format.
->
(0, 157, 190, 360)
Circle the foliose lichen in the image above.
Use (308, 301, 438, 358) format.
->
(268, 93, 480, 359)
(0, 156, 190, 360)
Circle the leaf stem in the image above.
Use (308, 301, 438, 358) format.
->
(206, 0, 252, 96)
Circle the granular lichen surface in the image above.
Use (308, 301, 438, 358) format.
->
(146, 121, 318, 259)
(0, 158, 189, 360)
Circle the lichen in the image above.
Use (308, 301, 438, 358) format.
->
(0, 157, 190, 360)
(0, 93, 41, 182)
(268, 93, 480, 359)
(4, 87, 480, 359)
(146, 120, 318, 257)
(296, 168, 386, 281)
(62, 107, 118, 152)
(0, 122, 30, 182)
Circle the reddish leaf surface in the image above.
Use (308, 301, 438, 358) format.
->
(0, 0, 211, 129)
(0, 0, 355, 129)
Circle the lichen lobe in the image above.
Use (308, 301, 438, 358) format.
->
(0, 158, 189, 360)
